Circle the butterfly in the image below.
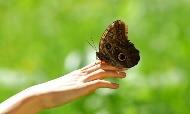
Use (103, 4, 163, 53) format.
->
(96, 20, 140, 68)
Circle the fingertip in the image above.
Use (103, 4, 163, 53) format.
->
(118, 71, 127, 78)
(111, 83, 119, 89)
(95, 60, 101, 64)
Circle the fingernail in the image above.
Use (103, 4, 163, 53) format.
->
(112, 83, 119, 89)
(121, 75, 126, 78)
(118, 72, 126, 77)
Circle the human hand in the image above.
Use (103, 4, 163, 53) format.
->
(34, 60, 126, 109)
(0, 60, 126, 114)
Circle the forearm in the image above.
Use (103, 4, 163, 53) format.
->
(0, 61, 126, 113)
(0, 87, 43, 114)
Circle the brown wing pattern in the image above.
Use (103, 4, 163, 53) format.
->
(96, 20, 140, 68)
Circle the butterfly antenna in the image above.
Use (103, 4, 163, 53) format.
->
(87, 40, 96, 51)
(90, 37, 98, 52)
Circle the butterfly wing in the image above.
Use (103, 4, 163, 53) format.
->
(97, 20, 140, 68)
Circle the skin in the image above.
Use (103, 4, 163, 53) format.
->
(0, 60, 126, 114)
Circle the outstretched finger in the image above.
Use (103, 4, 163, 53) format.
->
(80, 60, 101, 71)
(81, 61, 125, 74)
(84, 69, 126, 82)
(85, 79, 119, 91)
(100, 63, 127, 71)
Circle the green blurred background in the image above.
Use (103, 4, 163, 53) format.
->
(0, 0, 190, 114)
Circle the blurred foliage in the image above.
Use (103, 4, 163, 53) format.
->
(0, 0, 190, 114)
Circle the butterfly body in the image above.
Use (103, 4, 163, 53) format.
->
(96, 20, 140, 68)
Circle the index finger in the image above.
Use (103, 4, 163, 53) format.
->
(81, 61, 125, 74)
